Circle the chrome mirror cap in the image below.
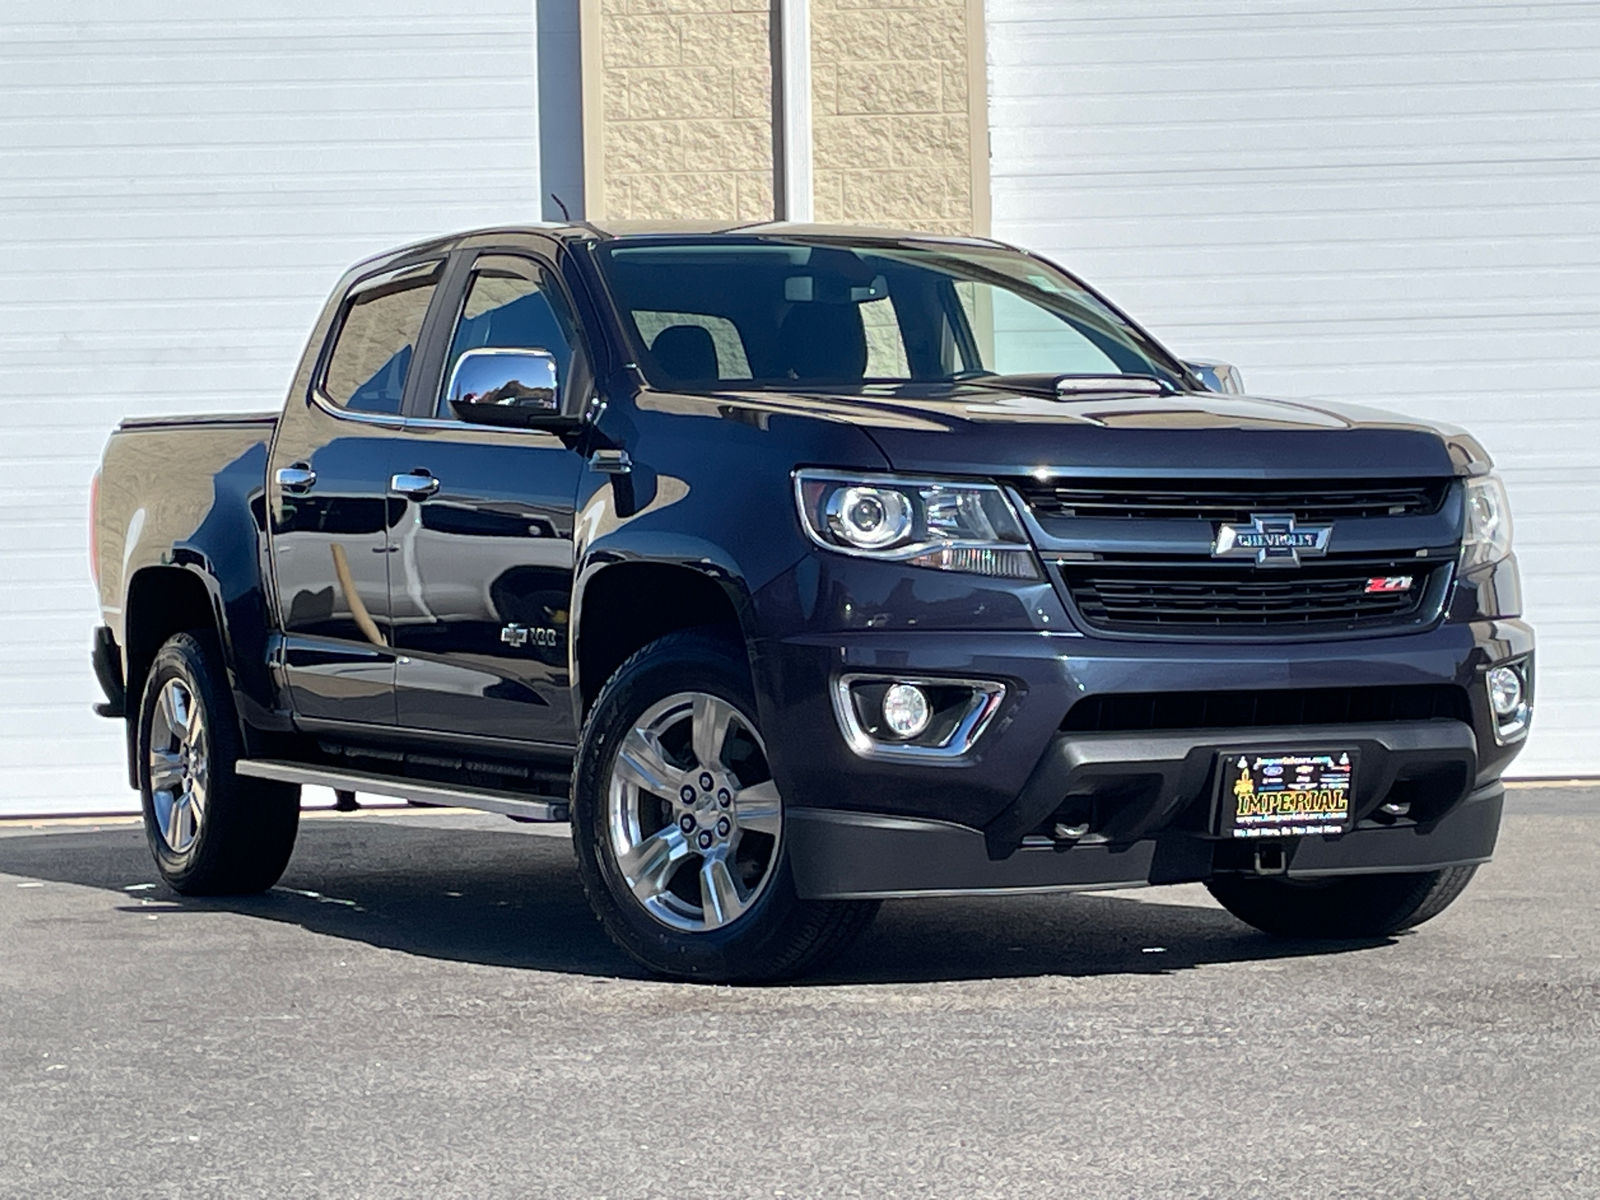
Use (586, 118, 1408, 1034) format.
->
(1185, 359, 1244, 395)
(446, 347, 560, 427)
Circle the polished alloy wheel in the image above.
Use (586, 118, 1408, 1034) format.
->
(606, 691, 783, 932)
(147, 677, 209, 854)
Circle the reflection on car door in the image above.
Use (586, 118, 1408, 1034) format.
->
(389, 254, 585, 746)
(267, 260, 440, 725)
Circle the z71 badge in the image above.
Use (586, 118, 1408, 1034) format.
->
(1213, 512, 1332, 568)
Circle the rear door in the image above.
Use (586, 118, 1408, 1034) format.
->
(266, 259, 442, 725)
(388, 250, 588, 746)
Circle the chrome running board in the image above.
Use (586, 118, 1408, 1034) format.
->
(236, 759, 569, 822)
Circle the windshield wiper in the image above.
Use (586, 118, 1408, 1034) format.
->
(955, 372, 1176, 399)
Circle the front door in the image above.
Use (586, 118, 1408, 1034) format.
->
(389, 253, 586, 746)
(268, 260, 442, 725)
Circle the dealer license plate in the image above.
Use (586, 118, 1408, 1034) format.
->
(1219, 750, 1355, 838)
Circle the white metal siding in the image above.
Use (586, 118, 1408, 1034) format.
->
(987, 0, 1600, 776)
(0, 1, 547, 815)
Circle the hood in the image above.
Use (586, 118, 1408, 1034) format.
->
(680, 384, 1478, 480)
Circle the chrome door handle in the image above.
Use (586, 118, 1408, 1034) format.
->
(390, 471, 440, 498)
(276, 465, 316, 493)
(588, 448, 632, 475)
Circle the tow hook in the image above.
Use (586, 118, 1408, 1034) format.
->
(1253, 842, 1289, 876)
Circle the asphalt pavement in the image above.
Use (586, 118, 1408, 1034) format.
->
(0, 788, 1595, 1199)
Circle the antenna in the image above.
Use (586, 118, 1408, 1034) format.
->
(551, 194, 572, 222)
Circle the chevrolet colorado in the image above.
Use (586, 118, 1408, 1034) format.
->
(90, 222, 1533, 980)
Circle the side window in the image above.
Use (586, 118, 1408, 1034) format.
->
(439, 258, 579, 418)
(322, 272, 439, 415)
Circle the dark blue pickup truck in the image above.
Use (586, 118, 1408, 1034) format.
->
(90, 222, 1533, 980)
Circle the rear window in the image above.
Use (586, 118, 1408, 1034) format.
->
(322, 269, 440, 414)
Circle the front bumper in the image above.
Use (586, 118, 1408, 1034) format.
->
(788, 782, 1504, 900)
(981, 719, 1477, 856)
(756, 617, 1531, 899)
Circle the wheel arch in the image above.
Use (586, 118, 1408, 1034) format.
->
(122, 565, 234, 787)
(572, 557, 750, 722)
(125, 566, 227, 704)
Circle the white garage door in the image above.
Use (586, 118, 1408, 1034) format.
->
(988, 0, 1600, 776)
(0, 2, 548, 816)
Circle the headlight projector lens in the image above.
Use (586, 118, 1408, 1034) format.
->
(881, 683, 932, 739)
(826, 486, 913, 549)
(1487, 665, 1524, 717)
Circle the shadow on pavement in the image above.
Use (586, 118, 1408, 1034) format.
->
(0, 816, 1392, 984)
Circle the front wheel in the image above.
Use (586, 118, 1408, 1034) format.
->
(1206, 866, 1478, 939)
(137, 632, 301, 894)
(571, 630, 877, 982)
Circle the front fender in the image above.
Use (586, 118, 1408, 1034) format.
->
(574, 390, 893, 635)
(570, 390, 891, 731)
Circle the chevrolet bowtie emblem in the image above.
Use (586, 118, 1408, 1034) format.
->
(1213, 512, 1332, 567)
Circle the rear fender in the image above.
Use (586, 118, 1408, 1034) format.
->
(116, 441, 286, 757)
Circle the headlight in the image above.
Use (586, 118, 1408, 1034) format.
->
(794, 471, 1039, 579)
(1461, 474, 1513, 570)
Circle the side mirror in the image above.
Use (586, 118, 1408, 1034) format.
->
(446, 347, 574, 429)
(1184, 359, 1244, 395)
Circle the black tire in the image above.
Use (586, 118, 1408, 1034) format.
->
(571, 629, 878, 983)
(1206, 865, 1478, 939)
(136, 631, 301, 895)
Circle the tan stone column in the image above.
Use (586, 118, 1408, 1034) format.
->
(810, 0, 989, 235)
(579, 0, 988, 233)
(583, 0, 774, 222)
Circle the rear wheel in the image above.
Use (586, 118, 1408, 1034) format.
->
(137, 632, 300, 894)
(1206, 866, 1478, 939)
(571, 630, 878, 982)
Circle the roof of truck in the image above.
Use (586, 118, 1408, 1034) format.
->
(578, 220, 1005, 248)
(381, 221, 1007, 257)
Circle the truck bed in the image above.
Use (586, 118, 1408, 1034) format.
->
(118, 411, 279, 431)
(95, 414, 280, 653)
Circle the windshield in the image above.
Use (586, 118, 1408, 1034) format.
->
(592, 237, 1187, 392)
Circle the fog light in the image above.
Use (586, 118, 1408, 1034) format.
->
(1487, 666, 1523, 718)
(881, 683, 931, 739)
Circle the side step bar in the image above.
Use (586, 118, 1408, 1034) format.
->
(236, 760, 569, 822)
